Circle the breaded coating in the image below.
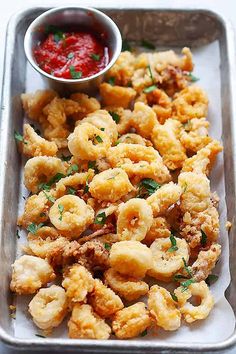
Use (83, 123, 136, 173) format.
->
(172, 86, 208, 123)
(107, 143, 171, 184)
(27, 234, 69, 259)
(151, 119, 187, 170)
(118, 133, 150, 146)
(70, 92, 101, 120)
(55, 170, 94, 198)
(178, 172, 219, 248)
(89, 279, 124, 318)
(109, 240, 153, 278)
(104, 268, 149, 301)
(148, 285, 181, 331)
(191, 243, 221, 282)
(112, 302, 151, 339)
(89, 168, 134, 202)
(136, 88, 172, 124)
(24, 156, 67, 193)
(21, 90, 58, 121)
(174, 281, 214, 323)
(105, 106, 132, 135)
(181, 140, 223, 175)
(117, 198, 153, 241)
(106, 51, 135, 86)
(10, 255, 55, 294)
(29, 285, 67, 330)
(130, 102, 157, 139)
(22, 124, 58, 157)
(62, 264, 94, 303)
(144, 217, 171, 246)
(147, 182, 182, 217)
(68, 304, 111, 339)
(100, 83, 136, 108)
(180, 117, 212, 153)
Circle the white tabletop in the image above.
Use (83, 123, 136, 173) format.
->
(0, 0, 236, 353)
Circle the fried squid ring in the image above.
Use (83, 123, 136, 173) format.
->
(117, 198, 153, 241)
(68, 122, 111, 160)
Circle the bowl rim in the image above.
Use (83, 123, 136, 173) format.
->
(24, 6, 122, 83)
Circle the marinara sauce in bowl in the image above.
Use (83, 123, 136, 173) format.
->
(24, 7, 122, 93)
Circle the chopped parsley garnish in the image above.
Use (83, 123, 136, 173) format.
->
(104, 243, 111, 250)
(35, 334, 46, 338)
(182, 182, 188, 193)
(88, 161, 97, 170)
(67, 187, 76, 195)
(45, 25, 65, 43)
(140, 329, 148, 337)
(141, 39, 155, 50)
(54, 32, 65, 43)
(90, 53, 100, 61)
(67, 52, 74, 59)
(108, 77, 115, 86)
(170, 292, 178, 302)
(84, 177, 89, 193)
(168, 234, 178, 252)
(95, 212, 107, 225)
(200, 230, 207, 247)
(188, 72, 199, 82)
(122, 39, 132, 52)
(16, 230, 20, 239)
(206, 274, 218, 286)
(114, 140, 120, 146)
(173, 274, 189, 281)
(58, 204, 64, 221)
(39, 212, 46, 218)
(39, 173, 65, 191)
(69, 66, 82, 79)
(60, 154, 72, 162)
(147, 65, 154, 82)
(42, 190, 55, 203)
(143, 85, 157, 93)
(27, 222, 44, 235)
(14, 131, 27, 145)
(109, 111, 120, 124)
(182, 257, 192, 278)
(67, 164, 79, 176)
(95, 135, 103, 143)
(137, 178, 161, 198)
(180, 279, 195, 292)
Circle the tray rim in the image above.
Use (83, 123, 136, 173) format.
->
(1, 5, 236, 352)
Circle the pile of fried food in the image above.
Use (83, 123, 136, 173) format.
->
(10, 47, 223, 340)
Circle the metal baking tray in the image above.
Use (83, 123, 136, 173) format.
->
(0, 6, 236, 353)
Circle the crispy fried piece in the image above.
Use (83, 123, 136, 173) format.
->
(22, 124, 58, 157)
(180, 118, 212, 153)
(27, 234, 69, 259)
(151, 119, 187, 170)
(21, 90, 58, 121)
(43, 97, 81, 127)
(88, 279, 124, 318)
(100, 83, 136, 108)
(68, 304, 111, 339)
(130, 102, 157, 139)
(78, 224, 116, 244)
(118, 133, 150, 146)
(70, 92, 101, 120)
(104, 268, 149, 301)
(191, 243, 221, 282)
(55, 170, 94, 198)
(105, 106, 133, 135)
(144, 217, 171, 246)
(178, 172, 220, 248)
(10, 255, 55, 295)
(112, 302, 151, 339)
(172, 86, 208, 123)
(106, 51, 135, 86)
(147, 182, 182, 217)
(136, 89, 172, 124)
(181, 140, 223, 175)
(62, 264, 94, 303)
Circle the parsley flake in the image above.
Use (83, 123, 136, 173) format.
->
(143, 85, 157, 93)
(200, 230, 207, 247)
(16, 230, 20, 239)
(88, 161, 97, 171)
(95, 135, 103, 143)
(114, 140, 120, 146)
(14, 131, 27, 145)
(147, 65, 154, 82)
(58, 204, 64, 221)
(137, 178, 161, 198)
(67, 164, 79, 176)
(95, 212, 106, 225)
(27, 223, 44, 235)
(60, 154, 72, 162)
(122, 39, 132, 52)
(140, 329, 148, 337)
(109, 111, 120, 124)
(108, 77, 115, 86)
(90, 53, 100, 61)
(168, 234, 178, 252)
(188, 72, 199, 82)
(43, 190, 55, 203)
(181, 279, 195, 292)
(206, 274, 218, 286)
(67, 52, 74, 59)
(67, 187, 76, 195)
(182, 257, 192, 277)
(170, 292, 178, 302)
(141, 39, 155, 50)
(84, 177, 89, 193)
(39, 173, 65, 191)
(104, 243, 111, 250)
(69, 66, 82, 79)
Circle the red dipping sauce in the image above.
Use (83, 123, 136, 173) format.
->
(33, 28, 109, 79)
